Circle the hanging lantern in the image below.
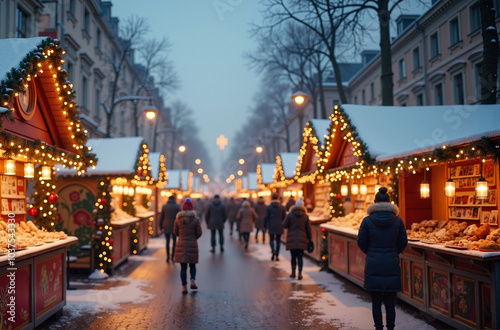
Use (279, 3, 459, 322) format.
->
(420, 181, 430, 199)
(41, 166, 52, 180)
(360, 184, 368, 195)
(475, 177, 489, 199)
(4, 159, 16, 175)
(340, 185, 348, 196)
(24, 163, 35, 178)
(444, 178, 456, 197)
(351, 184, 359, 195)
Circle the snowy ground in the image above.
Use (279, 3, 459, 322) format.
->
(55, 236, 440, 329)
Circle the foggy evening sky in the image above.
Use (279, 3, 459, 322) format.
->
(112, 0, 264, 172)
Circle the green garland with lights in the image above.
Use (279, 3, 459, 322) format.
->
(30, 166, 58, 230)
(320, 227, 329, 271)
(329, 181, 345, 219)
(92, 177, 114, 273)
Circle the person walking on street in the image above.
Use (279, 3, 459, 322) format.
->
(264, 193, 286, 261)
(194, 198, 205, 222)
(285, 196, 295, 212)
(357, 187, 408, 330)
(173, 197, 202, 294)
(283, 197, 311, 280)
(253, 197, 267, 243)
(159, 195, 181, 262)
(226, 197, 239, 236)
(205, 194, 227, 253)
(236, 200, 258, 250)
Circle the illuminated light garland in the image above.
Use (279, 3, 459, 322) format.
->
(91, 177, 114, 273)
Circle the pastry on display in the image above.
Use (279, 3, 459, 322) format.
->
(326, 210, 367, 230)
(0, 220, 68, 253)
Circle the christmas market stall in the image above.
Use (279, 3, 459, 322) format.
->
(57, 136, 153, 273)
(293, 119, 331, 261)
(319, 104, 500, 329)
(257, 163, 276, 202)
(274, 152, 302, 199)
(148, 152, 167, 237)
(0, 37, 96, 328)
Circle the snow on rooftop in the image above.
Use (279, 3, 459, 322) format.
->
(260, 163, 276, 185)
(248, 172, 258, 191)
(341, 104, 500, 162)
(165, 170, 181, 189)
(309, 119, 331, 147)
(180, 170, 190, 191)
(0, 37, 47, 82)
(279, 152, 299, 178)
(148, 152, 161, 180)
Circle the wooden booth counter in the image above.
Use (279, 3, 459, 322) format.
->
(135, 209, 154, 253)
(110, 216, 138, 268)
(306, 215, 329, 261)
(0, 237, 77, 329)
(321, 223, 500, 329)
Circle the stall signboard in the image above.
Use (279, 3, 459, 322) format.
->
(35, 254, 63, 316)
(0, 265, 31, 329)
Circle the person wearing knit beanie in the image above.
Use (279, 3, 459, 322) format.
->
(295, 197, 304, 208)
(174, 196, 202, 294)
(182, 197, 194, 211)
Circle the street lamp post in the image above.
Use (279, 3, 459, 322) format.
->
(178, 145, 186, 169)
(292, 90, 307, 137)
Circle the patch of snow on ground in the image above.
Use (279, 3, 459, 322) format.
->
(248, 239, 437, 330)
(144, 236, 166, 249)
(64, 277, 154, 319)
(127, 254, 161, 262)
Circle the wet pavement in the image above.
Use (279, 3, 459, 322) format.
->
(39, 226, 450, 330)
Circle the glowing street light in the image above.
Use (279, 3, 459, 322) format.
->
(195, 159, 201, 165)
(256, 146, 263, 153)
(291, 90, 307, 105)
(178, 145, 186, 153)
(239, 158, 245, 165)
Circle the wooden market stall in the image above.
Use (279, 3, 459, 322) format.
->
(257, 163, 276, 202)
(0, 37, 96, 328)
(57, 136, 153, 271)
(293, 119, 332, 261)
(318, 104, 500, 329)
(274, 152, 302, 200)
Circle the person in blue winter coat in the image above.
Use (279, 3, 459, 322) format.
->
(205, 195, 227, 253)
(357, 187, 408, 330)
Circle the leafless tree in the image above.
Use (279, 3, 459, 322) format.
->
(255, 0, 361, 104)
(166, 100, 193, 169)
(101, 16, 179, 137)
(480, 0, 499, 104)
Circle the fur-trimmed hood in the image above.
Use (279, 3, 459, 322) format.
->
(176, 210, 197, 221)
(290, 205, 307, 215)
(366, 202, 399, 227)
(241, 201, 251, 208)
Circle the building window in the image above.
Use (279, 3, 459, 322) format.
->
(470, 2, 481, 33)
(449, 17, 460, 46)
(83, 8, 90, 34)
(82, 76, 89, 110)
(399, 58, 406, 80)
(412, 47, 420, 71)
(94, 87, 101, 119)
(434, 83, 444, 105)
(416, 94, 424, 106)
(67, 61, 74, 79)
(430, 32, 439, 59)
(69, 0, 76, 17)
(354, 96, 358, 104)
(370, 83, 375, 101)
(96, 28, 102, 50)
(453, 73, 465, 104)
(362, 90, 366, 105)
(332, 99, 339, 108)
(16, 7, 28, 38)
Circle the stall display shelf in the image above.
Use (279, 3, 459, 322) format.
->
(321, 223, 500, 329)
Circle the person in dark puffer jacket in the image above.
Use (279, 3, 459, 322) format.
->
(357, 187, 408, 330)
(283, 197, 311, 280)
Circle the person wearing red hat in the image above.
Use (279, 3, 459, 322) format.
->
(173, 197, 202, 294)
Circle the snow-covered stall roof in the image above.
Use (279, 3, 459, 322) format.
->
(0, 37, 47, 82)
(242, 176, 249, 190)
(57, 137, 144, 176)
(148, 152, 161, 180)
(279, 152, 299, 178)
(310, 119, 331, 148)
(248, 172, 258, 191)
(192, 176, 200, 192)
(260, 163, 276, 185)
(341, 104, 500, 162)
(165, 170, 181, 189)
(180, 170, 190, 191)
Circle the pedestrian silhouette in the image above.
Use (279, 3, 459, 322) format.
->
(253, 196, 267, 243)
(205, 194, 227, 253)
(236, 200, 258, 249)
(173, 197, 202, 294)
(159, 195, 181, 262)
(264, 193, 285, 261)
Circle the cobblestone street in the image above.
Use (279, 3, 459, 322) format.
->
(39, 227, 448, 330)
